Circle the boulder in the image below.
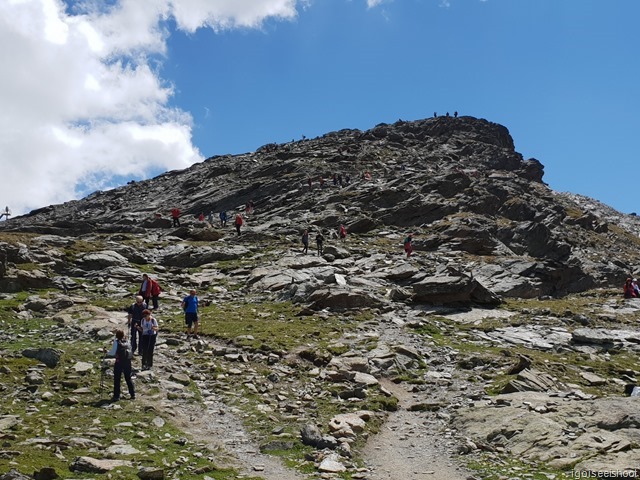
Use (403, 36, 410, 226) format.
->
(347, 217, 379, 233)
(70, 456, 131, 473)
(500, 368, 563, 393)
(322, 245, 351, 259)
(78, 251, 129, 270)
(22, 348, 64, 368)
(300, 424, 338, 449)
(0, 470, 31, 480)
(137, 467, 165, 480)
(411, 275, 501, 305)
(307, 287, 382, 310)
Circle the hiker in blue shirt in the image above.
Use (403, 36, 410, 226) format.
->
(219, 211, 228, 228)
(181, 289, 199, 339)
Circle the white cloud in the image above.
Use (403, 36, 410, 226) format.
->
(0, 0, 300, 215)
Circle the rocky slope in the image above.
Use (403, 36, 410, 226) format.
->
(2, 116, 640, 479)
(5, 115, 640, 298)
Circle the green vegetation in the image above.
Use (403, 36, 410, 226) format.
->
(0, 353, 248, 479)
(162, 300, 367, 354)
(0, 231, 40, 245)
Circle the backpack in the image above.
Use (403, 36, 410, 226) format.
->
(150, 279, 162, 296)
(117, 340, 133, 361)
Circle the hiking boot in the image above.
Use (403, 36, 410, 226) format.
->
(110, 397, 120, 403)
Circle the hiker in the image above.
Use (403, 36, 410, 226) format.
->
(339, 224, 347, 242)
(403, 233, 413, 258)
(332, 174, 337, 186)
(345, 174, 351, 185)
(234, 213, 243, 235)
(106, 329, 135, 402)
(338, 174, 343, 187)
(624, 278, 637, 298)
(140, 309, 158, 371)
(181, 289, 199, 339)
(446, 112, 450, 117)
(454, 111, 458, 117)
(127, 295, 147, 355)
(319, 176, 325, 188)
(207, 211, 214, 224)
(198, 212, 205, 222)
(302, 229, 309, 254)
(634, 279, 640, 297)
(170, 208, 180, 227)
(0, 206, 10, 220)
(433, 112, 437, 118)
(138, 273, 161, 310)
(316, 232, 324, 256)
(219, 210, 228, 227)
(307, 177, 312, 190)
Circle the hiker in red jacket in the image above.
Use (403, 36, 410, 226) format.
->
(170, 208, 180, 227)
(624, 278, 637, 299)
(339, 224, 347, 242)
(234, 213, 244, 236)
(138, 273, 161, 310)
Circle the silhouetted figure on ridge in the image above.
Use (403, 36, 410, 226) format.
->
(0, 206, 10, 220)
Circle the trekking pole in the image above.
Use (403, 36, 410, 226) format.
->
(99, 348, 107, 395)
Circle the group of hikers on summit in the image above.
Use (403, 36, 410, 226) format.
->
(105, 275, 201, 403)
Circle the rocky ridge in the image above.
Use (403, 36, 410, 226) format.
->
(2, 116, 640, 479)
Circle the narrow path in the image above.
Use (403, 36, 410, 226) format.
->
(361, 379, 471, 480)
(149, 338, 308, 480)
(83, 307, 307, 479)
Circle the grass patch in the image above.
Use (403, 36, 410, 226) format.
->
(0, 232, 40, 245)
(162, 300, 363, 355)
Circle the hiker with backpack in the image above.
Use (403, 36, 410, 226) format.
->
(316, 231, 324, 256)
(220, 210, 228, 228)
(181, 289, 199, 339)
(140, 309, 158, 371)
(403, 233, 413, 258)
(302, 229, 309, 254)
(106, 329, 135, 402)
(138, 273, 161, 310)
(127, 295, 147, 355)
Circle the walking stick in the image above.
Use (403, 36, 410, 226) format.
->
(99, 348, 108, 395)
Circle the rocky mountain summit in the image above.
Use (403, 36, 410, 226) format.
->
(2, 116, 640, 479)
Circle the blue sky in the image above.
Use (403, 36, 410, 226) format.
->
(1, 0, 638, 215)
